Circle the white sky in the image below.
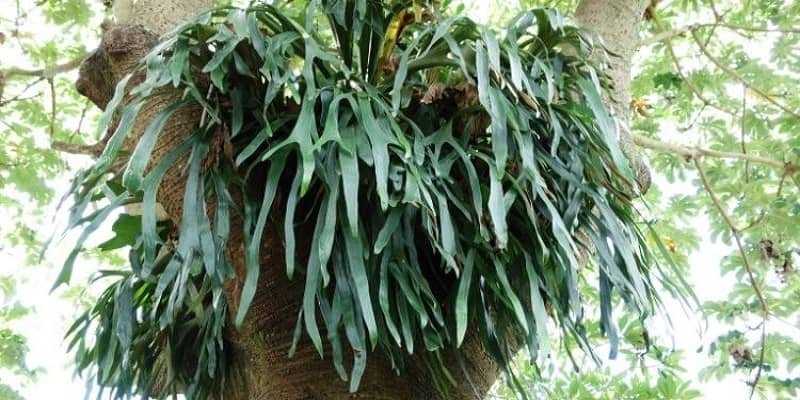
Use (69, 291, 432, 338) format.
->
(1, 1, 794, 399)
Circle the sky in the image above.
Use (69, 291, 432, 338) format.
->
(0, 0, 794, 399)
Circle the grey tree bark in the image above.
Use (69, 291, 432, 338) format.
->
(75, 0, 650, 398)
(576, 0, 653, 194)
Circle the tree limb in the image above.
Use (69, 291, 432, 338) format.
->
(633, 134, 800, 175)
(650, 17, 736, 117)
(50, 140, 104, 156)
(640, 15, 800, 47)
(48, 78, 56, 137)
(690, 29, 800, 120)
(1, 53, 87, 80)
(639, 24, 696, 46)
(693, 158, 768, 400)
(0, 76, 43, 106)
(707, 0, 723, 20)
(740, 84, 749, 182)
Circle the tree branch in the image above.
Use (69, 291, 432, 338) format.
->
(740, 84, 749, 182)
(50, 140, 104, 156)
(690, 30, 800, 120)
(0, 76, 44, 106)
(633, 134, 799, 175)
(639, 21, 800, 47)
(48, 78, 56, 137)
(639, 24, 695, 46)
(1, 53, 87, 80)
(650, 17, 736, 117)
(707, 0, 722, 20)
(693, 158, 768, 400)
(716, 21, 800, 34)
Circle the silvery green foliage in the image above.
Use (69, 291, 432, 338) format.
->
(57, 2, 681, 398)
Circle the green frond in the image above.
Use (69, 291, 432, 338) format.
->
(58, 2, 686, 398)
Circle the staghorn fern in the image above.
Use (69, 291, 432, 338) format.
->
(57, 1, 688, 398)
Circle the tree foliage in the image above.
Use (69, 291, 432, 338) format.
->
(494, 1, 800, 399)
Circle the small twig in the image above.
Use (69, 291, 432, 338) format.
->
(639, 24, 696, 47)
(73, 100, 90, 138)
(639, 21, 800, 47)
(0, 76, 45, 106)
(740, 84, 749, 182)
(679, 103, 708, 131)
(700, 22, 718, 49)
(0, 118, 14, 131)
(716, 21, 800, 34)
(708, 0, 722, 20)
(634, 134, 800, 175)
(791, 175, 800, 193)
(690, 30, 800, 120)
(776, 174, 787, 198)
(694, 158, 768, 399)
(48, 78, 56, 137)
(14, 0, 22, 41)
(739, 211, 765, 232)
(772, 315, 800, 333)
(650, 17, 736, 117)
(0, 94, 38, 106)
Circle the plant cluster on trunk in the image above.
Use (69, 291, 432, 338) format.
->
(57, 1, 680, 398)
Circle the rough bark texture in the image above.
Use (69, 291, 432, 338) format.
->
(219, 213, 501, 399)
(74, 0, 647, 398)
(576, 0, 652, 194)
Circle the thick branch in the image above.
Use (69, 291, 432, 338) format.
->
(51, 140, 104, 156)
(1, 54, 87, 80)
(633, 134, 800, 175)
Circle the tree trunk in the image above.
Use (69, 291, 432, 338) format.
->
(75, 0, 648, 398)
(576, 0, 652, 193)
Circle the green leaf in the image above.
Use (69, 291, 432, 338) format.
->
(339, 126, 361, 236)
(262, 92, 319, 195)
(379, 255, 401, 346)
(317, 180, 339, 287)
(53, 194, 130, 291)
(236, 153, 288, 328)
(122, 98, 192, 192)
(98, 214, 142, 251)
(284, 166, 303, 280)
(455, 250, 474, 346)
(357, 96, 396, 210)
(488, 170, 508, 248)
(113, 280, 134, 355)
(302, 202, 327, 357)
(374, 209, 401, 254)
(343, 228, 378, 349)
